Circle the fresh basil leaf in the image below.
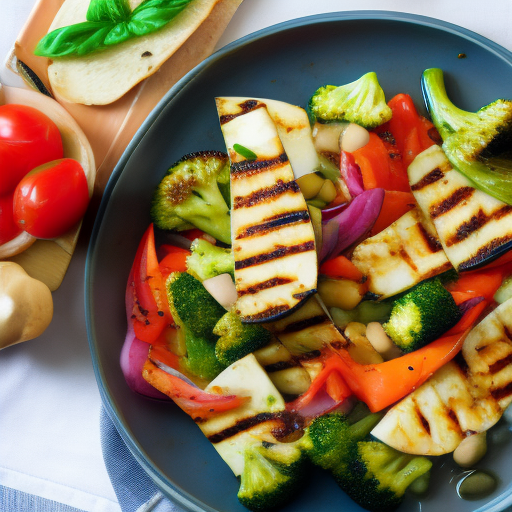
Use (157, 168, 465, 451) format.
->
(233, 144, 258, 161)
(34, 0, 194, 58)
(34, 21, 112, 58)
(129, 0, 193, 34)
(104, 21, 133, 45)
(76, 25, 115, 55)
(87, 0, 130, 23)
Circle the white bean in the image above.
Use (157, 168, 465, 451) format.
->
(340, 123, 370, 153)
(365, 322, 402, 360)
(453, 432, 487, 468)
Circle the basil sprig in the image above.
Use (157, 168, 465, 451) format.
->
(35, 0, 193, 58)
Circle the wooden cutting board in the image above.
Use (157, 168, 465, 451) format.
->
(2, 0, 243, 290)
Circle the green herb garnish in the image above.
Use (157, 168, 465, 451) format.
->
(35, 0, 192, 58)
(233, 144, 257, 161)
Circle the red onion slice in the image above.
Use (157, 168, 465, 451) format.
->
(120, 265, 169, 399)
(320, 188, 385, 261)
(340, 150, 364, 197)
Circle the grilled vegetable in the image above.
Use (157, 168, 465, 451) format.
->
(166, 271, 227, 381)
(408, 144, 512, 270)
(186, 238, 234, 281)
(308, 72, 392, 128)
(151, 151, 231, 244)
(265, 295, 342, 357)
(302, 412, 432, 512)
(372, 298, 512, 455)
(422, 68, 512, 205)
(384, 278, 461, 353)
(216, 97, 318, 322)
(351, 207, 452, 299)
(213, 309, 272, 366)
(197, 354, 308, 510)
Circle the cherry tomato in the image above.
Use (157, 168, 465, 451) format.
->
(0, 104, 63, 196)
(13, 158, 90, 239)
(0, 192, 22, 245)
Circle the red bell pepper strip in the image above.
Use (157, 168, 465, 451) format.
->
(385, 93, 438, 168)
(447, 267, 507, 301)
(319, 255, 364, 282)
(372, 130, 410, 192)
(352, 133, 393, 190)
(148, 343, 181, 370)
(330, 305, 482, 413)
(159, 246, 190, 279)
(142, 359, 249, 420)
(131, 224, 171, 343)
(369, 190, 416, 235)
(286, 355, 352, 413)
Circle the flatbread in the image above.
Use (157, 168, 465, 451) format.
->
(46, 0, 224, 105)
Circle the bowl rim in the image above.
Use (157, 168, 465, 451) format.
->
(85, 10, 512, 512)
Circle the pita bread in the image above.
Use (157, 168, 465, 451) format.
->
(46, 0, 223, 105)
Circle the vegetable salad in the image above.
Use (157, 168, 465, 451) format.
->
(121, 69, 512, 511)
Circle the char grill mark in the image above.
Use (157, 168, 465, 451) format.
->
(489, 354, 512, 375)
(417, 222, 444, 253)
(206, 412, 275, 442)
(430, 186, 475, 219)
(219, 100, 264, 124)
(231, 154, 289, 178)
(445, 205, 512, 247)
(411, 167, 445, 191)
(237, 277, 295, 297)
(233, 180, 301, 209)
(236, 210, 310, 240)
(491, 382, 512, 402)
(242, 305, 292, 322)
(280, 315, 327, 334)
(235, 241, 315, 270)
(459, 235, 512, 270)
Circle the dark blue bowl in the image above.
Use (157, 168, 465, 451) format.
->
(85, 11, 512, 512)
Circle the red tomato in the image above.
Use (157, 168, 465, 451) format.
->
(0, 192, 22, 245)
(0, 104, 63, 196)
(13, 158, 90, 239)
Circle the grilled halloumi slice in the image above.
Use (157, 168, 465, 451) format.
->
(218, 97, 320, 179)
(265, 295, 342, 357)
(409, 145, 512, 270)
(371, 298, 512, 455)
(216, 97, 318, 322)
(198, 354, 286, 475)
(351, 207, 452, 299)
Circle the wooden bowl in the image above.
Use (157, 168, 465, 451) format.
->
(0, 84, 95, 290)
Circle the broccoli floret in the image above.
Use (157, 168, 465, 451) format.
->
(151, 151, 231, 244)
(238, 441, 307, 511)
(166, 272, 227, 381)
(422, 68, 512, 205)
(167, 271, 226, 341)
(384, 278, 461, 353)
(186, 238, 234, 281)
(213, 310, 272, 366)
(179, 329, 226, 381)
(339, 441, 432, 512)
(301, 412, 382, 471)
(302, 412, 431, 512)
(308, 72, 392, 128)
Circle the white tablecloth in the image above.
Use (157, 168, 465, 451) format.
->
(2, 1, 512, 511)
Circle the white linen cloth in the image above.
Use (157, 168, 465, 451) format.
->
(1, 1, 512, 511)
